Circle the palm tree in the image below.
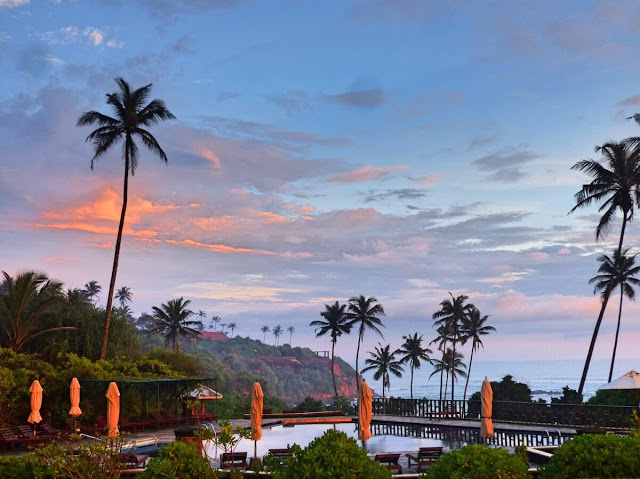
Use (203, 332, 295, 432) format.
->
(429, 348, 467, 398)
(589, 248, 640, 382)
(220, 323, 226, 334)
(460, 307, 495, 402)
(260, 325, 270, 342)
(149, 297, 201, 352)
(430, 323, 454, 401)
(360, 343, 404, 406)
(396, 333, 432, 401)
(569, 140, 640, 396)
(209, 315, 221, 331)
(77, 77, 175, 360)
(116, 305, 134, 322)
(287, 326, 295, 346)
(197, 310, 207, 323)
(83, 281, 101, 304)
(115, 286, 132, 309)
(310, 301, 352, 399)
(66, 288, 90, 306)
(228, 321, 237, 338)
(347, 295, 385, 394)
(0, 271, 74, 352)
(433, 293, 474, 402)
(273, 325, 283, 346)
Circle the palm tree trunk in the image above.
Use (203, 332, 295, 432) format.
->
(438, 345, 446, 401)
(578, 213, 628, 397)
(100, 151, 129, 360)
(331, 340, 339, 399)
(355, 327, 363, 395)
(608, 285, 625, 382)
(410, 366, 414, 402)
(463, 342, 475, 403)
(451, 336, 457, 404)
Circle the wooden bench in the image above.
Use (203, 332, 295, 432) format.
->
(220, 451, 248, 469)
(267, 448, 292, 459)
(374, 453, 402, 474)
(406, 446, 443, 472)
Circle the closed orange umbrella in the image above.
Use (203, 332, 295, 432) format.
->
(480, 377, 494, 438)
(358, 378, 372, 443)
(250, 381, 264, 458)
(27, 380, 43, 437)
(69, 378, 82, 417)
(105, 382, 120, 439)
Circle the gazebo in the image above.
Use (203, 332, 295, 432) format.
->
(184, 385, 223, 416)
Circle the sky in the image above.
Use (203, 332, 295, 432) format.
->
(3, 1, 640, 379)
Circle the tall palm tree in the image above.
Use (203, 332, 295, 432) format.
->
(433, 293, 473, 402)
(396, 333, 432, 401)
(273, 325, 283, 346)
(210, 315, 221, 331)
(569, 141, 640, 396)
(220, 323, 226, 334)
(83, 281, 101, 304)
(115, 286, 132, 309)
(260, 325, 270, 342)
(429, 348, 467, 398)
(361, 343, 404, 405)
(0, 271, 74, 352)
(430, 323, 454, 401)
(77, 77, 175, 360)
(311, 301, 353, 399)
(228, 321, 237, 338)
(589, 248, 640, 382)
(460, 307, 495, 402)
(347, 295, 385, 394)
(197, 310, 207, 323)
(149, 297, 201, 352)
(287, 326, 295, 345)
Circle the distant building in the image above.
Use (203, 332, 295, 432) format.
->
(199, 331, 229, 341)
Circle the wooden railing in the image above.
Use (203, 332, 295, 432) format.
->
(372, 397, 635, 429)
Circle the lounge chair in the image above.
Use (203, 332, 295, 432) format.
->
(406, 446, 443, 472)
(220, 451, 248, 469)
(267, 448, 292, 459)
(0, 427, 31, 448)
(117, 452, 149, 469)
(374, 453, 403, 474)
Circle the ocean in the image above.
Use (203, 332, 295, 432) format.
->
(360, 357, 639, 403)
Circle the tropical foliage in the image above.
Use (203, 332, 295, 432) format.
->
(360, 343, 404, 403)
(396, 333, 431, 401)
(460, 307, 495, 401)
(347, 295, 385, 393)
(148, 297, 201, 352)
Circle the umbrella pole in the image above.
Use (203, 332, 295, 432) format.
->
(254, 440, 257, 458)
(33, 424, 36, 437)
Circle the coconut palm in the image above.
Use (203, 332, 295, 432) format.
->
(430, 323, 454, 401)
(429, 348, 467, 398)
(287, 326, 295, 345)
(149, 297, 201, 352)
(116, 305, 134, 322)
(433, 293, 474, 402)
(220, 323, 226, 334)
(260, 325, 270, 342)
(361, 343, 404, 406)
(396, 333, 432, 401)
(0, 271, 74, 352)
(77, 77, 175, 360)
(569, 140, 640, 396)
(311, 301, 353, 399)
(460, 307, 495, 402)
(228, 321, 237, 338)
(83, 281, 102, 304)
(197, 310, 207, 323)
(115, 286, 132, 309)
(209, 315, 221, 331)
(347, 295, 385, 394)
(589, 248, 640, 382)
(273, 325, 283, 346)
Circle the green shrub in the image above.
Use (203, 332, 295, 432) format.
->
(140, 441, 215, 479)
(271, 428, 392, 479)
(540, 434, 640, 478)
(0, 456, 48, 479)
(422, 445, 529, 479)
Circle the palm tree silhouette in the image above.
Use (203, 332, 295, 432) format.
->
(209, 316, 221, 331)
(430, 323, 454, 401)
(311, 301, 352, 399)
(149, 297, 200, 352)
(115, 286, 132, 309)
(197, 310, 207, 324)
(77, 77, 175, 360)
(433, 294, 473, 402)
(228, 322, 237, 338)
(430, 348, 467, 399)
(396, 333, 432, 401)
(569, 141, 640, 396)
(83, 281, 101, 305)
(273, 325, 283, 346)
(347, 295, 385, 395)
(460, 307, 495, 402)
(361, 343, 404, 407)
(589, 248, 640, 382)
(287, 326, 295, 346)
(260, 325, 270, 342)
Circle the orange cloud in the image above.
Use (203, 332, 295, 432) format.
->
(200, 148, 221, 168)
(166, 238, 276, 255)
(329, 165, 408, 183)
(299, 205, 314, 213)
(249, 210, 290, 224)
(191, 216, 241, 233)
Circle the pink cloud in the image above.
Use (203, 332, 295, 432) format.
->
(329, 165, 408, 183)
(166, 238, 276, 255)
(558, 248, 571, 255)
(528, 252, 550, 261)
(200, 148, 221, 168)
(414, 173, 441, 187)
